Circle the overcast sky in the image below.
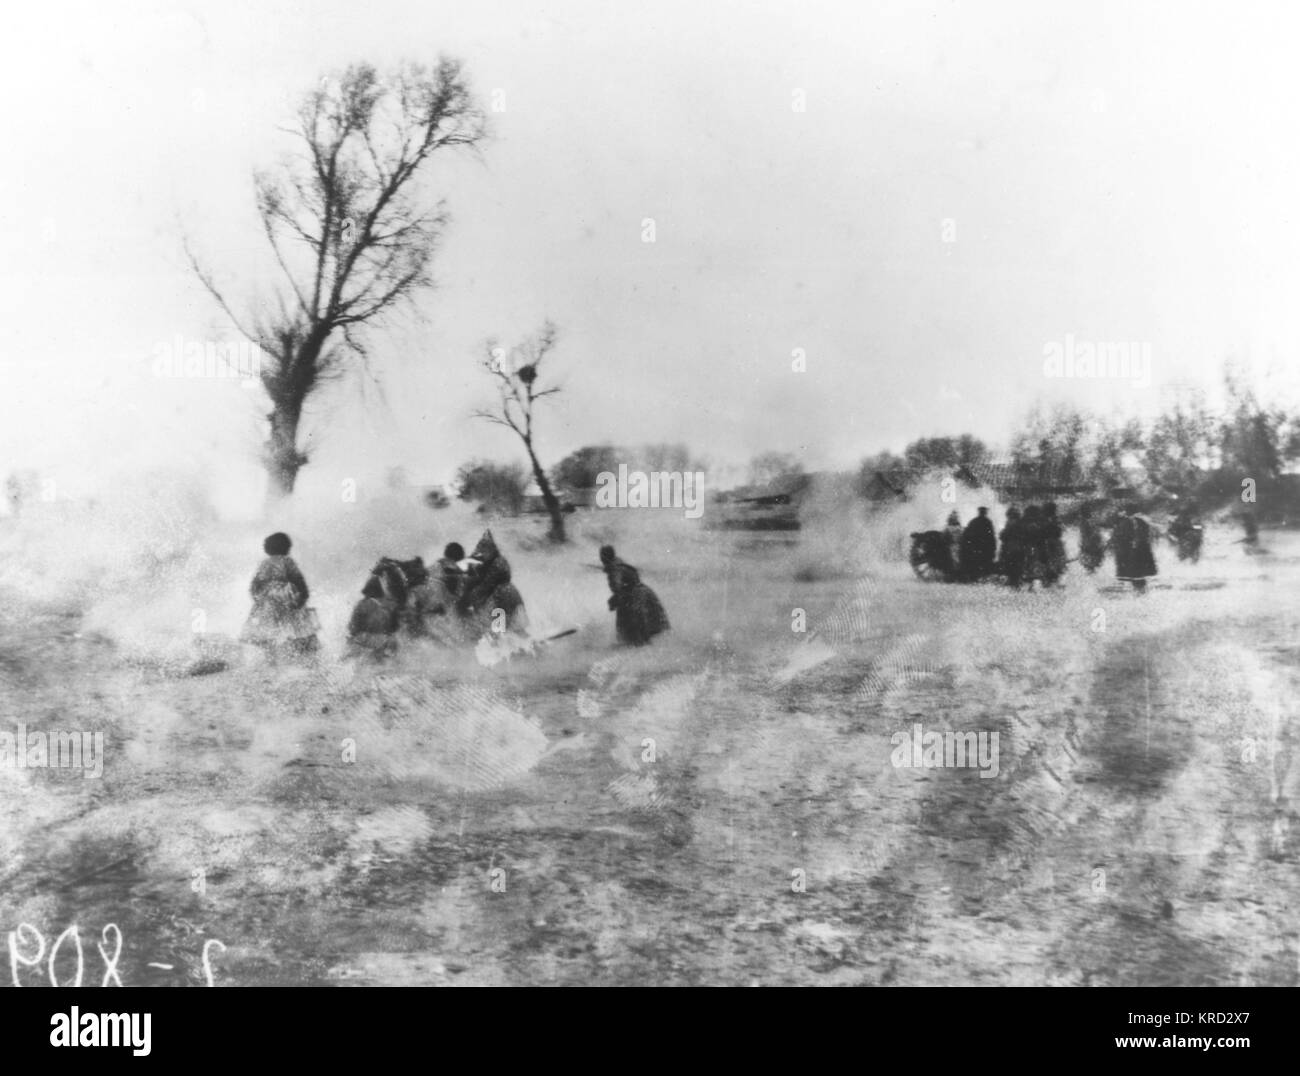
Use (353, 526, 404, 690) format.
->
(3, 0, 1299, 507)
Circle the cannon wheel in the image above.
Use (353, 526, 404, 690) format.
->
(909, 535, 950, 581)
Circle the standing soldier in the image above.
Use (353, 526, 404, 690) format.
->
(999, 507, 1027, 589)
(1021, 504, 1046, 589)
(944, 511, 963, 578)
(1040, 502, 1068, 586)
(1112, 501, 1158, 593)
(1240, 508, 1261, 552)
(1168, 499, 1203, 563)
(1078, 503, 1106, 573)
(959, 507, 997, 580)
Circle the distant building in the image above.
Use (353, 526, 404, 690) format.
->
(523, 481, 583, 514)
(707, 472, 812, 530)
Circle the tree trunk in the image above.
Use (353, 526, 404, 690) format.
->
(262, 329, 329, 503)
(264, 403, 304, 502)
(524, 441, 566, 542)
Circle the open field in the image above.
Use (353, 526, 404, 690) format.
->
(1, 503, 1297, 987)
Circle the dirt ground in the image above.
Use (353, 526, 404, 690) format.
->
(1, 514, 1297, 987)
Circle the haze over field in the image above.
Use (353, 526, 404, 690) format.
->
(2, 484, 1296, 987)
(1, 0, 1298, 995)
(4, 0, 1300, 507)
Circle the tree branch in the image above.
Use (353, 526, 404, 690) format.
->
(183, 236, 263, 346)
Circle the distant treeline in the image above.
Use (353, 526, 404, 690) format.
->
(454, 444, 708, 514)
(451, 364, 1300, 519)
(853, 367, 1299, 517)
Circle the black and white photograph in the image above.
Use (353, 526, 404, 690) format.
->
(1, 0, 1297, 1032)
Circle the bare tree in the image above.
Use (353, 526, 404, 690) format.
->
(187, 59, 486, 499)
(472, 322, 567, 542)
(1145, 387, 1217, 493)
(1009, 403, 1090, 491)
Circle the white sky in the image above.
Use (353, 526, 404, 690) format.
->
(3, 0, 1299, 508)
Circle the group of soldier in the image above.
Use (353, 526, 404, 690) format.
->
(996, 503, 1072, 589)
(928, 497, 1172, 593)
(934, 503, 1069, 589)
(1078, 501, 1160, 591)
(346, 529, 530, 658)
(237, 529, 528, 662)
(238, 529, 670, 663)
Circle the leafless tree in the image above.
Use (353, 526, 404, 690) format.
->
(472, 322, 568, 542)
(186, 59, 486, 499)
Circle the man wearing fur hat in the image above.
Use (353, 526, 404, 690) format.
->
(240, 532, 319, 658)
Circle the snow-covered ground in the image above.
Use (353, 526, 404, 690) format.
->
(1, 488, 1296, 986)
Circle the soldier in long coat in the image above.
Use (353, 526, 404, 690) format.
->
(240, 532, 318, 657)
(999, 507, 1027, 589)
(600, 545, 670, 645)
(959, 507, 997, 580)
(943, 512, 963, 576)
(1112, 504, 1157, 593)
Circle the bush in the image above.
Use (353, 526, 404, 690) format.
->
(455, 460, 529, 515)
